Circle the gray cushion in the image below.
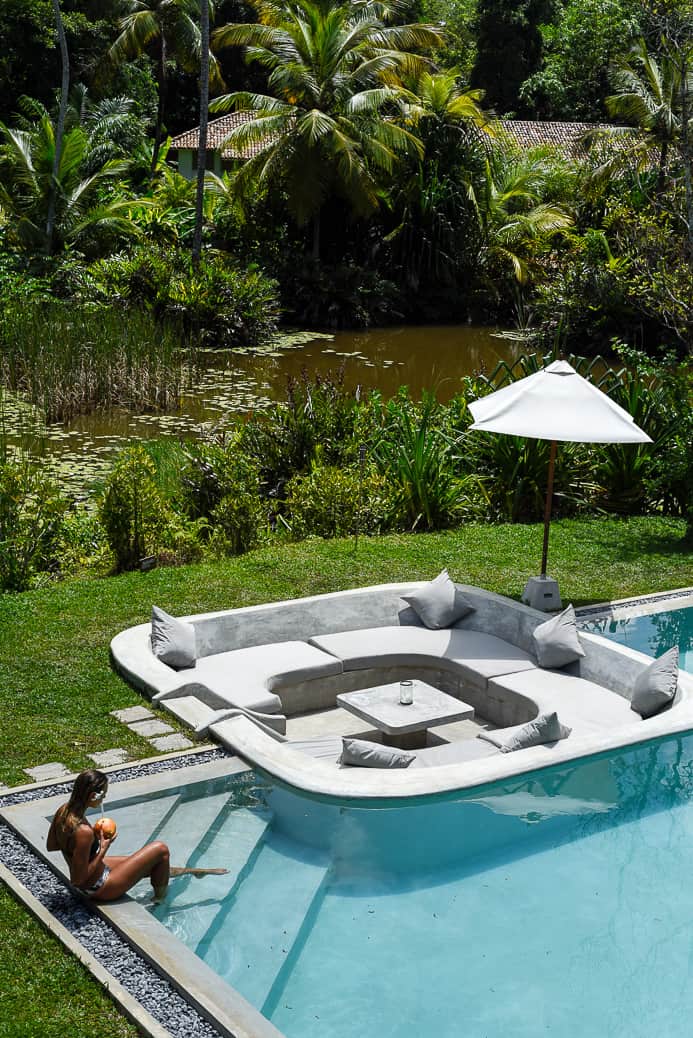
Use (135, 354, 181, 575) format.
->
(479, 712, 571, 752)
(631, 647, 679, 719)
(532, 605, 586, 669)
(174, 641, 343, 714)
(340, 737, 415, 769)
(151, 606, 197, 670)
(310, 627, 536, 690)
(401, 569, 475, 630)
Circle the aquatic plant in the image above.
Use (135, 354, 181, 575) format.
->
(0, 303, 185, 422)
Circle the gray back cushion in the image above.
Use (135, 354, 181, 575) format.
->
(532, 604, 586, 669)
(340, 737, 415, 769)
(401, 569, 475, 630)
(151, 606, 197, 670)
(631, 646, 679, 719)
(479, 712, 571, 753)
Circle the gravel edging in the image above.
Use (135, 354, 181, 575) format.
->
(0, 748, 233, 1038)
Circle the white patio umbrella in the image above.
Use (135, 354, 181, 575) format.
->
(468, 359, 652, 606)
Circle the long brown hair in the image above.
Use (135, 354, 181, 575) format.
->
(55, 769, 108, 840)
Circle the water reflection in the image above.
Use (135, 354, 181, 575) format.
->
(583, 605, 693, 673)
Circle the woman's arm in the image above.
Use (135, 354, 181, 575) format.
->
(69, 825, 113, 889)
(46, 815, 60, 852)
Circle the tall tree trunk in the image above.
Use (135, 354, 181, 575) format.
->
(312, 209, 321, 261)
(151, 36, 168, 175)
(46, 0, 70, 255)
(193, 0, 210, 268)
(680, 51, 693, 256)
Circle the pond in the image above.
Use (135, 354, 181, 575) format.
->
(4, 324, 521, 498)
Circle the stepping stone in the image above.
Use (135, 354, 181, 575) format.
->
(128, 719, 174, 738)
(149, 734, 195, 752)
(24, 762, 71, 782)
(111, 706, 154, 724)
(88, 748, 129, 767)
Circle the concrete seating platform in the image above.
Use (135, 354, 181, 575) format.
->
(110, 581, 693, 799)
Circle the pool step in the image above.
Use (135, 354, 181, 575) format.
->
(196, 834, 329, 1010)
(160, 695, 217, 737)
(150, 804, 273, 948)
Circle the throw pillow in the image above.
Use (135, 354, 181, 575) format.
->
(532, 604, 586, 669)
(630, 646, 679, 719)
(402, 569, 475, 630)
(150, 605, 197, 670)
(478, 712, 571, 753)
(340, 737, 415, 769)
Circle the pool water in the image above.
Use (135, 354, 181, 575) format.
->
(582, 602, 693, 672)
(109, 734, 693, 1038)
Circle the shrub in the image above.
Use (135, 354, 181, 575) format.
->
(238, 371, 365, 495)
(181, 437, 265, 556)
(279, 258, 401, 329)
(373, 392, 488, 530)
(0, 457, 68, 591)
(285, 463, 397, 539)
(98, 446, 169, 572)
(90, 248, 281, 348)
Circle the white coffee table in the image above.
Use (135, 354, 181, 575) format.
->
(337, 681, 474, 750)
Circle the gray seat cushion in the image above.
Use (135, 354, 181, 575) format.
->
(411, 738, 499, 767)
(487, 669, 632, 733)
(401, 569, 475, 630)
(176, 641, 343, 714)
(310, 626, 537, 690)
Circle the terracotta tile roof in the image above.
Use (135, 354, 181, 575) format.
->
(496, 120, 636, 159)
(170, 112, 265, 160)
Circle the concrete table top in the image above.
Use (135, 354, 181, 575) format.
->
(337, 681, 474, 749)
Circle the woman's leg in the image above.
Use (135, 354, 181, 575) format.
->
(93, 841, 170, 901)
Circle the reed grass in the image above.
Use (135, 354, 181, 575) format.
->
(0, 303, 189, 423)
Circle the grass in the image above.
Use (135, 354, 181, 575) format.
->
(0, 886, 137, 1038)
(1, 514, 691, 788)
(1, 515, 691, 1033)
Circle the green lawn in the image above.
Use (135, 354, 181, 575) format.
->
(0, 886, 137, 1038)
(1, 515, 691, 787)
(1, 516, 692, 1035)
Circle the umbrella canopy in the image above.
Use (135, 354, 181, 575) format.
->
(468, 359, 652, 584)
(468, 360, 652, 443)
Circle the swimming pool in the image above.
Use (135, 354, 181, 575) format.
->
(102, 733, 693, 1038)
(581, 598, 693, 672)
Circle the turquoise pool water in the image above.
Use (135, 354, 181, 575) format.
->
(109, 734, 693, 1038)
(582, 602, 693, 672)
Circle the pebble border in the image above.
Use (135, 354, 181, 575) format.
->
(0, 747, 233, 1038)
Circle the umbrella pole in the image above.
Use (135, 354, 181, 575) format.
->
(541, 440, 557, 577)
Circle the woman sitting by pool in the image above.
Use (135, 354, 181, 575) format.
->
(47, 769, 225, 902)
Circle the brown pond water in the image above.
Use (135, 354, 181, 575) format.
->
(5, 324, 521, 498)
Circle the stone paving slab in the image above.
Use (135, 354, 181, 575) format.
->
(128, 719, 174, 738)
(149, 734, 194, 752)
(88, 748, 129, 767)
(0, 784, 10, 794)
(23, 762, 71, 782)
(110, 706, 154, 724)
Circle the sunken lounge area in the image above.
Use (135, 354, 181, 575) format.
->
(110, 575, 693, 799)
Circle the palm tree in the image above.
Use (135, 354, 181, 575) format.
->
(109, 0, 223, 174)
(471, 149, 572, 287)
(47, 0, 70, 254)
(192, 0, 210, 267)
(385, 70, 492, 293)
(0, 105, 140, 254)
(607, 37, 684, 187)
(211, 0, 443, 259)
